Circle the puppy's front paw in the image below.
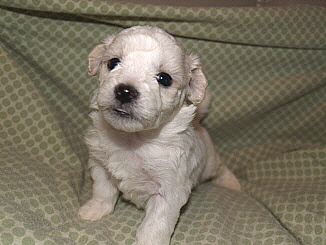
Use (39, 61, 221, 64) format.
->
(78, 199, 113, 221)
(131, 241, 148, 245)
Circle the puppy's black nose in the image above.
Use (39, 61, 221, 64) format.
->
(115, 84, 138, 104)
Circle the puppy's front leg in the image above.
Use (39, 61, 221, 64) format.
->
(134, 191, 189, 245)
(79, 160, 119, 221)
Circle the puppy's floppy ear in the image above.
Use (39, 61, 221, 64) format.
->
(88, 35, 115, 76)
(187, 53, 208, 106)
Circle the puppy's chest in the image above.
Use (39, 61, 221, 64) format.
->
(106, 147, 167, 206)
(108, 149, 155, 178)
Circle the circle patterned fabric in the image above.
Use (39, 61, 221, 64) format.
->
(1, 1, 326, 245)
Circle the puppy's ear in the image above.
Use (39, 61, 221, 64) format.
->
(187, 53, 208, 106)
(88, 44, 107, 76)
(88, 35, 115, 76)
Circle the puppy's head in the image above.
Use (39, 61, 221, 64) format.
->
(88, 26, 207, 132)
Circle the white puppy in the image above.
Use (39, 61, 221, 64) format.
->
(79, 26, 240, 245)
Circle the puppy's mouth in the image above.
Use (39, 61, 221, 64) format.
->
(112, 108, 133, 118)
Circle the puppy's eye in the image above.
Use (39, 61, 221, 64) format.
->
(108, 58, 120, 70)
(156, 72, 172, 87)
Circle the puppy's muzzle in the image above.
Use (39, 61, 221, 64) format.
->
(115, 84, 138, 104)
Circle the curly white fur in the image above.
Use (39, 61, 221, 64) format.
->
(78, 26, 240, 245)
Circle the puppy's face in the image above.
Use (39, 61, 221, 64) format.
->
(88, 26, 207, 132)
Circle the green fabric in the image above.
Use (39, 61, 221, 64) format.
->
(1, 1, 326, 244)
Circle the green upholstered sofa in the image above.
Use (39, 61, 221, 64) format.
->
(1, 1, 325, 244)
